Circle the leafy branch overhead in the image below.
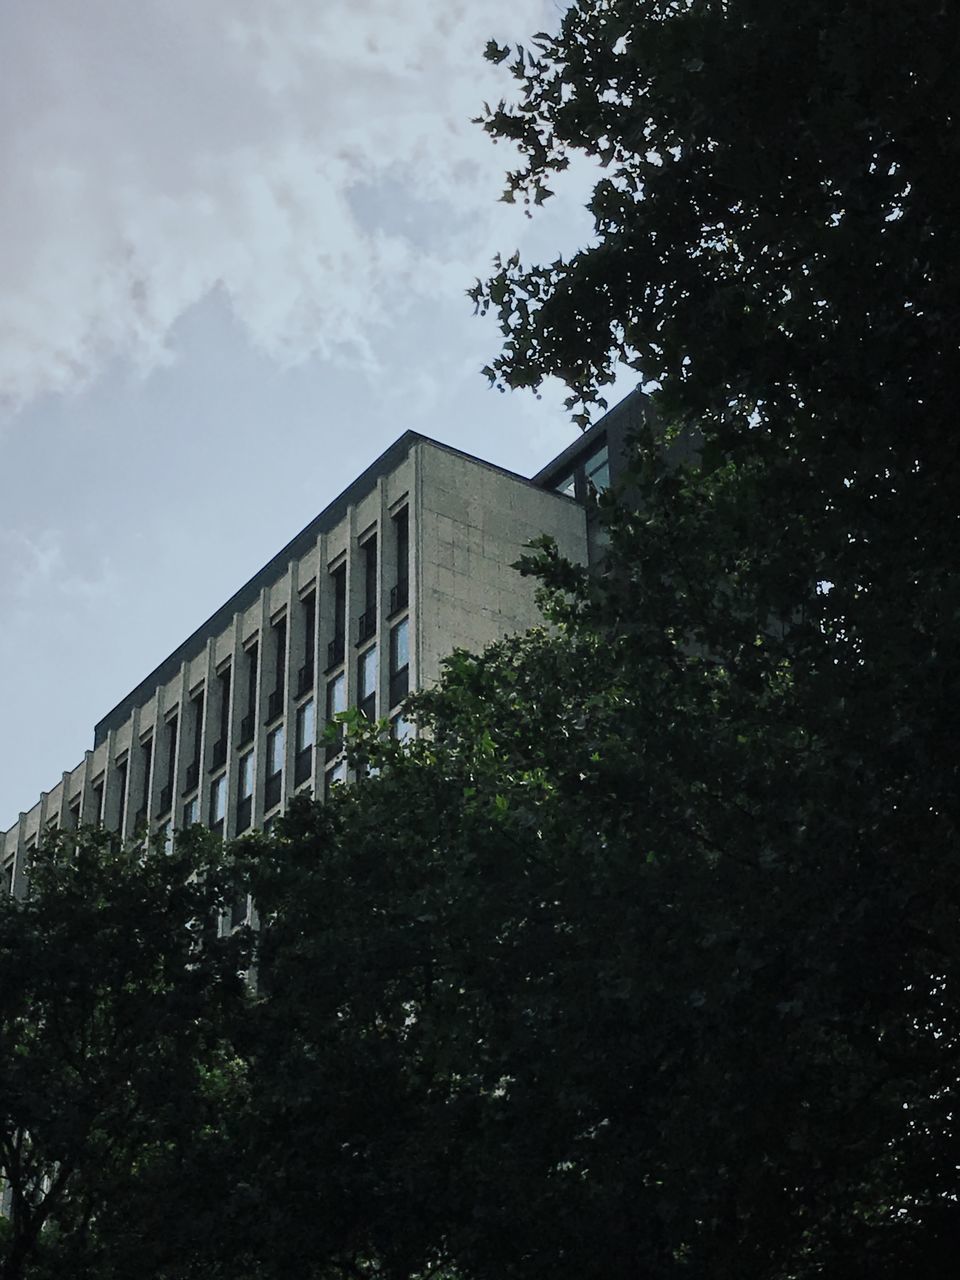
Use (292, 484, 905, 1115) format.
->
(471, 0, 960, 441)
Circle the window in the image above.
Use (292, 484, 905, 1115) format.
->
(238, 751, 254, 800)
(68, 796, 81, 830)
(296, 698, 315, 751)
(163, 714, 179, 810)
(265, 724, 284, 810)
(389, 617, 409, 707)
(358, 645, 377, 719)
(267, 616, 287, 722)
(325, 758, 347, 798)
(210, 773, 226, 826)
(137, 737, 153, 825)
(115, 757, 128, 833)
(183, 795, 198, 828)
(298, 590, 316, 694)
(358, 535, 377, 642)
(229, 891, 249, 930)
(585, 442, 610, 493)
(213, 666, 231, 767)
(236, 750, 254, 833)
(295, 698, 315, 786)
(185, 691, 203, 792)
(267, 724, 284, 776)
(391, 506, 409, 615)
(241, 642, 258, 744)
(391, 713, 414, 743)
(326, 673, 346, 759)
(552, 437, 609, 501)
(328, 563, 346, 668)
(92, 781, 104, 826)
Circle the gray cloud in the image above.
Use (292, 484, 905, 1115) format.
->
(0, 0, 554, 412)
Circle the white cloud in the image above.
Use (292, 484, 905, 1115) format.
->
(0, 0, 559, 413)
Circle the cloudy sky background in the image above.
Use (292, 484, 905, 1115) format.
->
(1, 0, 635, 826)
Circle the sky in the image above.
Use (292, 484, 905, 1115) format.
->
(0, 0, 636, 828)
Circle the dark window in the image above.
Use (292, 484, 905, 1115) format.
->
(298, 590, 316, 694)
(391, 713, 413, 743)
(68, 796, 81, 830)
(358, 535, 377, 642)
(328, 564, 346, 668)
(326, 673, 345, 758)
(267, 616, 286, 722)
(241, 643, 258, 744)
(390, 506, 409, 614)
(158, 714, 177, 814)
(364, 535, 377, 613)
(236, 754, 253, 833)
(294, 698, 315, 786)
(182, 795, 198, 828)
(585, 443, 610, 493)
(325, 759, 347, 797)
(236, 796, 252, 833)
(209, 773, 227, 827)
(136, 737, 153, 826)
(93, 781, 104, 826)
(212, 666, 231, 767)
(185, 691, 203, 793)
(265, 772, 282, 810)
(265, 725, 284, 810)
(358, 645, 377, 720)
(389, 617, 409, 707)
(115, 757, 128, 833)
(551, 436, 609, 502)
(230, 891, 249, 930)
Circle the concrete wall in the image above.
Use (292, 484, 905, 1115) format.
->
(1, 435, 586, 892)
(416, 441, 587, 688)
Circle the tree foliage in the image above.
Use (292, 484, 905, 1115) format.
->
(473, 0, 960, 436)
(0, 829, 250, 1280)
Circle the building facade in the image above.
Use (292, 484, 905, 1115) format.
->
(1, 412, 628, 896)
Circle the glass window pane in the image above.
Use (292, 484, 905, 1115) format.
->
(585, 444, 610, 492)
(555, 474, 576, 497)
(390, 618, 409, 674)
(326, 673, 345, 720)
(325, 759, 347, 797)
(239, 751, 254, 799)
(391, 714, 413, 743)
(296, 698, 315, 751)
(211, 774, 226, 822)
(359, 646, 377, 700)
(267, 725, 284, 776)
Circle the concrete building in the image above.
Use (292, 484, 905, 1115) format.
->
(1, 393, 642, 898)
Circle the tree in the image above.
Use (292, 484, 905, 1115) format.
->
(228, 569, 958, 1277)
(474, 0, 960, 436)
(226, 5, 960, 1275)
(0, 828, 250, 1280)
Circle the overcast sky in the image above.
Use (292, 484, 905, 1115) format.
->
(0, 1, 635, 827)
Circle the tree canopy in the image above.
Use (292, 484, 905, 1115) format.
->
(0, 829, 250, 1280)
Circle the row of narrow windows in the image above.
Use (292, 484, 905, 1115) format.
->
(28, 509, 412, 849)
